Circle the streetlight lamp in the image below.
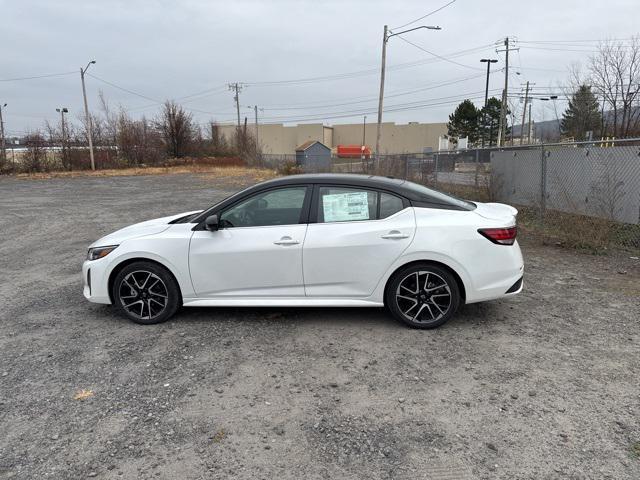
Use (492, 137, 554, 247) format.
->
(80, 60, 97, 170)
(0, 103, 7, 164)
(375, 24, 441, 165)
(480, 59, 498, 147)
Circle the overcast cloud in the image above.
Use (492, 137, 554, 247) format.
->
(1, 0, 638, 135)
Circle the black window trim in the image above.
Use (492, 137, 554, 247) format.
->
(193, 184, 313, 230)
(309, 184, 409, 224)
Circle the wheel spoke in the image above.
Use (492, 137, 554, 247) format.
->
(431, 300, 445, 315)
(423, 273, 430, 291)
(140, 272, 152, 289)
(148, 290, 167, 299)
(123, 299, 143, 309)
(400, 284, 416, 295)
(397, 294, 417, 302)
(403, 301, 419, 315)
(123, 278, 136, 292)
(424, 302, 437, 320)
(149, 297, 165, 308)
(412, 303, 427, 321)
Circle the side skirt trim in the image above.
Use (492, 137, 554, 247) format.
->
(182, 298, 384, 308)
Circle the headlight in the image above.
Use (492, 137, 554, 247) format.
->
(87, 245, 118, 261)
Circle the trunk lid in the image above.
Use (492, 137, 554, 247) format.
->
(473, 202, 518, 224)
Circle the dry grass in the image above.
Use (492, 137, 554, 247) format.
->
(73, 389, 94, 401)
(14, 165, 278, 182)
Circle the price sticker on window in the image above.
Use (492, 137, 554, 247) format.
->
(323, 191, 370, 222)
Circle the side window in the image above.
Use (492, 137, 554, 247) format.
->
(379, 192, 405, 219)
(220, 187, 307, 228)
(318, 187, 378, 223)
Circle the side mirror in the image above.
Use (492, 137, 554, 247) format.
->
(205, 214, 219, 231)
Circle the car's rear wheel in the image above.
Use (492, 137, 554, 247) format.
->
(112, 261, 180, 325)
(385, 263, 460, 329)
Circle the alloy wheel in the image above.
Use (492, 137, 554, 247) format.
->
(118, 270, 169, 321)
(395, 271, 452, 323)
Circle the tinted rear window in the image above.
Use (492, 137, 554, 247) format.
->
(402, 181, 476, 210)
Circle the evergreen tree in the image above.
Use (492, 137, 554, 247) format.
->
(447, 100, 480, 143)
(561, 85, 601, 140)
(478, 97, 506, 146)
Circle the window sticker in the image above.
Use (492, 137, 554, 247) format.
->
(323, 191, 370, 222)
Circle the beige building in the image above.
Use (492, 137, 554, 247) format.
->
(219, 121, 447, 155)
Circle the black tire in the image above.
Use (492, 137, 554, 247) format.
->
(385, 263, 460, 329)
(112, 261, 180, 325)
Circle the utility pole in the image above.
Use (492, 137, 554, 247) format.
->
(362, 115, 367, 149)
(480, 59, 498, 147)
(528, 101, 533, 144)
(375, 24, 441, 167)
(253, 105, 259, 148)
(80, 60, 96, 170)
(0, 103, 6, 165)
(496, 37, 513, 147)
(520, 81, 530, 145)
(228, 83, 243, 129)
(375, 25, 388, 166)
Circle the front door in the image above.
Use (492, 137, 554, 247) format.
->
(189, 186, 310, 297)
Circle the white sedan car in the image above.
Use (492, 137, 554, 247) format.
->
(83, 174, 523, 329)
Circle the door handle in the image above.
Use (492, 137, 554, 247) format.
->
(274, 236, 300, 246)
(381, 230, 409, 240)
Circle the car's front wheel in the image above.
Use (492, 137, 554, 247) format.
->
(385, 263, 460, 329)
(112, 261, 180, 325)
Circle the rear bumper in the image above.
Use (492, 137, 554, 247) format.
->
(82, 259, 112, 304)
(464, 242, 524, 304)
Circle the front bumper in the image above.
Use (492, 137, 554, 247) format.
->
(82, 258, 112, 304)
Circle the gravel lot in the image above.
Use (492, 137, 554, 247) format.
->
(1, 172, 639, 480)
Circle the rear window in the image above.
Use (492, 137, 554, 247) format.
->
(403, 181, 476, 210)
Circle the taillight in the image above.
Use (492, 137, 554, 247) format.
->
(478, 226, 517, 245)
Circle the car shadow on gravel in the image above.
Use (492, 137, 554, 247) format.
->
(89, 302, 503, 331)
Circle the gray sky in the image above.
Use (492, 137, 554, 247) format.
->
(1, 0, 638, 136)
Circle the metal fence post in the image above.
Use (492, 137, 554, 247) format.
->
(474, 148, 479, 188)
(404, 155, 409, 180)
(540, 144, 547, 225)
(434, 153, 439, 187)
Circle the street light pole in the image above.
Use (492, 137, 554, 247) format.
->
(480, 59, 498, 147)
(80, 60, 96, 170)
(0, 103, 7, 165)
(56, 107, 69, 169)
(375, 24, 441, 167)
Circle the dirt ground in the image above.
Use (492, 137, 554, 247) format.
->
(1, 172, 639, 480)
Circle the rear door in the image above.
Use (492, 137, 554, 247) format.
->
(302, 185, 415, 297)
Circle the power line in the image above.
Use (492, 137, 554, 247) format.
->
(0, 71, 76, 82)
(392, 35, 484, 71)
(257, 89, 500, 122)
(260, 72, 492, 111)
(392, 0, 457, 30)
(246, 43, 494, 86)
(86, 73, 161, 103)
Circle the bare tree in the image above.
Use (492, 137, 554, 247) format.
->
(589, 37, 640, 138)
(23, 131, 47, 172)
(156, 100, 194, 158)
(99, 91, 118, 146)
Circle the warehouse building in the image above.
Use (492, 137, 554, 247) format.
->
(218, 121, 447, 155)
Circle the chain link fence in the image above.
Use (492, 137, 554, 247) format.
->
(264, 140, 640, 252)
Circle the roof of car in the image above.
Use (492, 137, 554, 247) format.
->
(258, 173, 406, 190)
(253, 173, 471, 210)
